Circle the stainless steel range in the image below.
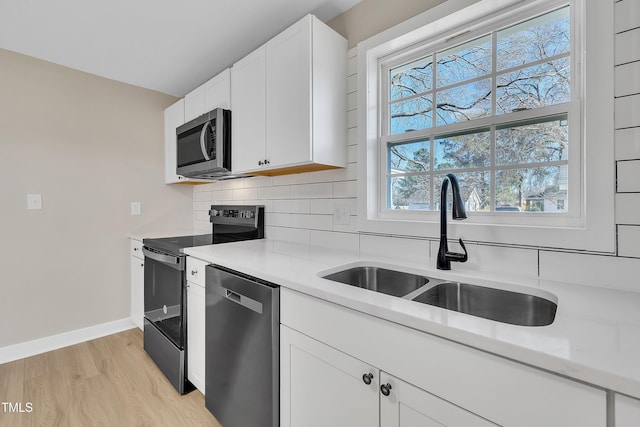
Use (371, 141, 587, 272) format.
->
(141, 205, 264, 394)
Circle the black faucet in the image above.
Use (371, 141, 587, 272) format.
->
(437, 173, 468, 270)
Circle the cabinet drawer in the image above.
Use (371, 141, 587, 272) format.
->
(130, 239, 144, 259)
(281, 289, 606, 427)
(186, 257, 208, 287)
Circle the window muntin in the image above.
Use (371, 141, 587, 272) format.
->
(382, 6, 572, 214)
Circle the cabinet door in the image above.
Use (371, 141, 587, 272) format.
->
(281, 325, 378, 427)
(616, 394, 640, 427)
(380, 372, 497, 427)
(266, 15, 312, 168)
(164, 99, 185, 184)
(231, 45, 267, 173)
(187, 282, 206, 394)
(184, 85, 205, 122)
(204, 68, 231, 111)
(130, 253, 144, 330)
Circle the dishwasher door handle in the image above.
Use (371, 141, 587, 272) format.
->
(225, 289, 263, 314)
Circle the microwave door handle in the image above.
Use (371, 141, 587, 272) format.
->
(200, 122, 211, 161)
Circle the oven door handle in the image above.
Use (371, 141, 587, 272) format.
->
(200, 122, 211, 161)
(142, 246, 181, 265)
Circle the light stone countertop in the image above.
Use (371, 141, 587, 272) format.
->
(184, 239, 640, 400)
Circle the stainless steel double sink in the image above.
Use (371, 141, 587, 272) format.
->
(321, 265, 557, 327)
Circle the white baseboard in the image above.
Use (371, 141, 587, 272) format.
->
(0, 318, 137, 365)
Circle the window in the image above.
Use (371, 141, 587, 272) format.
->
(381, 6, 573, 214)
(357, 0, 615, 252)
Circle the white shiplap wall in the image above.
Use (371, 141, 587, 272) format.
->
(194, 5, 640, 292)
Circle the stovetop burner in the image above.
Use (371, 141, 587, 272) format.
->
(142, 205, 265, 256)
(143, 234, 214, 256)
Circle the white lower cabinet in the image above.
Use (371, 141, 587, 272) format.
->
(281, 325, 495, 427)
(379, 372, 496, 427)
(616, 394, 640, 427)
(280, 288, 607, 427)
(186, 256, 207, 394)
(281, 325, 379, 427)
(129, 238, 144, 330)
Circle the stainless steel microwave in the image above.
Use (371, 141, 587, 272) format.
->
(176, 108, 231, 179)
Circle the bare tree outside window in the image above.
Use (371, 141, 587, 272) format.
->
(384, 6, 571, 213)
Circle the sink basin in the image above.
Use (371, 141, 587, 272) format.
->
(412, 282, 557, 326)
(322, 266, 430, 297)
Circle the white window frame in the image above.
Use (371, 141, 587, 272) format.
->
(357, 0, 615, 253)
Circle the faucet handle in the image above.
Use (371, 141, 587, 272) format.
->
(446, 238, 468, 263)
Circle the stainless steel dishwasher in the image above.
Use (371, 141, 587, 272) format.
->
(205, 265, 279, 427)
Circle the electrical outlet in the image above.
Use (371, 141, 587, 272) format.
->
(333, 203, 351, 225)
(131, 202, 141, 215)
(27, 194, 42, 210)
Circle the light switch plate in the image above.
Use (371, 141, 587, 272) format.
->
(27, 194, 42, 210)
(131, 202, 141, 215)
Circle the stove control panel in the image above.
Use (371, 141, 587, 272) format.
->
(209, 205, 264, 228)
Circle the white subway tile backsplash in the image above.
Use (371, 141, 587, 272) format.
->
(616, 193, 640, 224)
(291, 213, 333, 231)
(616, 127, 640, 160)
(347, 74, 357, 94)
(618, 160, 640, 192)
(310, 230, 359, 252)
(193, 182, 221, 192)
(299, 164, 355, 184)
(272, 227, 310, 245)
(271, 173, 304, 186)
(232, 188, 257, 200)
(615, 94, 640, 129)
(615, 0, 640, 34)
(347, 54, 357, 76)
(212, 189, 233, 201)
(616, 28, 640, 65)
(615, 61, 640, 97)
(194, 191, 212, 202)
(540, 250, 640, 292)
(347, 144, 358, 163)
(290, 182, 333, 199)
(360, 234, 430, 266)
(618, 225, 640, 258)
(266, 212, 291, 227)
(347, 92, 357, 110)
(221, 179, 245, 190)
(332, 220, 358, 233)
(194, 209, 210, 222)
(258, 185, 291, 200)
(347, 110, 358, 128)
(270, 199, 310, 214)
(194, 201, 211, 211)
(242, 176, 273, 188)
(332, 180, 357, 198)
(309, 198, 357, 215)
(348, 127, 357, 145)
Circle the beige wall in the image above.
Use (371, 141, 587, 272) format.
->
(0, 48, 193, 347)
(328, 0, 445, 48)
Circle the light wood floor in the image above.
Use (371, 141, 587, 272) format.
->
(0, 328, 222, 427)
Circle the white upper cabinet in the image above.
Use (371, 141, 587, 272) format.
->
(231, 45, 267, 173)
(163, 99, 187, 184)
(231, 14, 347, 175)
(184, 69, 231, 122)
